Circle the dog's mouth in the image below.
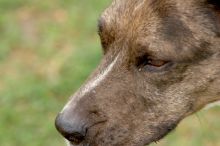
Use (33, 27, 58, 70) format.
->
(65, 120, 179, 146)
(67, 142, 89, 146)
(67, 142, 86, 146)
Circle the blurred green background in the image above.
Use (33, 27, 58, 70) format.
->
(0, 0, 219, 146)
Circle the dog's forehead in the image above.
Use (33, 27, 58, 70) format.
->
(101, 0, 156, 28)
(100, 0, 167, 47)
(101, 0, 175, 24)
(100, 0, 216, 61)
(100, 0, 192, 57)
(100, 0, 190, 44)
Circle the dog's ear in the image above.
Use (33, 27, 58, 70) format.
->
(205, 0, 220, 31)
(206, 0, 220, 14)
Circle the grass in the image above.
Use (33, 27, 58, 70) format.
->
(0, 0, 219, 146)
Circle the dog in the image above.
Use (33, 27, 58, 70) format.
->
(55, 0, 220, 146)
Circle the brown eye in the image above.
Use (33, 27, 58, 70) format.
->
(136, 55, 171, 72)
(147, 59, 168, 67)
(137, 55, 168, 67)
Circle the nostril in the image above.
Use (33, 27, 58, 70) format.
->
(55, 113, 86, 144)
(66, 132, 85, 144)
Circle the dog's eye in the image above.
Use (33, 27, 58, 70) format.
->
(136, 55, 170, 72)
(147, 59, 167, 67)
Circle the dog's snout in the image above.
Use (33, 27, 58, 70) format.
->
(55, 113, 86, 145)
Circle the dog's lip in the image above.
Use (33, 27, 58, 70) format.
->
(69, 142, 81, 146)
(66, 140, 85, 146)
(68, 141, 148, 146)
(68, 141, 91, 146)
(67, 120, 172, 146)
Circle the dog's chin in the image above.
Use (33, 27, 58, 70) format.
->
(65, 140, 78, 146)
(64, 139, 72, 146)
(65, 140, 90, 146)
(65, 141, 80, 146)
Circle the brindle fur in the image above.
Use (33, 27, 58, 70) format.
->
(55, 0, 220, 146)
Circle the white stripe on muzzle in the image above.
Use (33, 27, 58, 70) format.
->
(61, 54, 120, 113)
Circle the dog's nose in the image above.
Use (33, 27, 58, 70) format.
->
(55, 113, 86, 144)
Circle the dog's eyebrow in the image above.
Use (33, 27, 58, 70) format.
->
(160, 16, 192, 44)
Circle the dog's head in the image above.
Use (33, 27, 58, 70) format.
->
(55, 0, 220, 146)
